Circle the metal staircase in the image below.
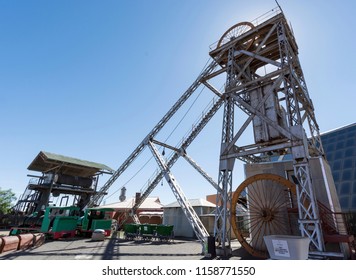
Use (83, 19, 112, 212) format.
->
(12, 181, 40, 215)
(318, 202, 356, 259)
(287, 201, 356, 259)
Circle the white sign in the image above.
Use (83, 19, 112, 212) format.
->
(272, 239, 290, 257)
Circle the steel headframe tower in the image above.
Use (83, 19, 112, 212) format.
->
(209, 7, 326, 254)
(89, 6, 330, 255)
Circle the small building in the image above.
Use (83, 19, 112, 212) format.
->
(100, 197, 164, 225)
(163, 198, 215, 238)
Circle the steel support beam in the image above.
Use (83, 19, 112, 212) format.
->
(214, 47, 236, 256)
(132, 97, 224, 213)
(277, 20, 325, 252)
(182, 152, 220, 192)
(148, 140, 210, 246)
(88, 59, 219, 207)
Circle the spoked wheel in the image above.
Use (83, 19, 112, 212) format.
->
(231, 173, 297, 258)
(217, 21, 255, 49)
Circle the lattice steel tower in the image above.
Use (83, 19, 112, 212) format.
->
(209, 7, 344, 256)
(89, 6, 344, 257)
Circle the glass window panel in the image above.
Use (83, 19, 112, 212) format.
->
(332, 171, 340, 182)
(325, 143, 336, 152)
(343, 159, 353, 169)
(333, 161, 342, 170)
(344, 147, 355, 157)
(348, 127, 356, 134)
(338, 129, 347, 135)
(326, 153, 334, 161)
(339, 196, 349, 209)
(340, 182, 351, 195)
(351, 196, 356, 209)
(353, 182, 356, 193)
(335, 150, 343, 159)
(336, 141, 345, 150)
(335, 182, 341, 194)
(342, 170, 352, 181)
(325, 136, 336, 143)
(346, 138, 355, 146)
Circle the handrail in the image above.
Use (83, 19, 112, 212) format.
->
(318, 201, 352, 236)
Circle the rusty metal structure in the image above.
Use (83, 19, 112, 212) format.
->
(86, 6, 352, 258)
(13, 151, 113, 215)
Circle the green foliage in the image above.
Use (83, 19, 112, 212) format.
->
(0, 188, 16, 214)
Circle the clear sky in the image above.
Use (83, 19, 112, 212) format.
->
(1, 0, 355, 206)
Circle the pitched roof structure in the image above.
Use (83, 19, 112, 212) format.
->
(98, 197, 163, 210)
(28, 151, 113, 177)
(163, 198, 216, 208)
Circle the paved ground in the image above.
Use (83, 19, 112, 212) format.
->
(0, 230, 258, 260)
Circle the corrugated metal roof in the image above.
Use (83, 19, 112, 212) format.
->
(42, 151, 113, 171)
(163, 198, 216, 208)
(98, 197, 163, 210)
(27, 151, 113, 177)
(139, 211, 163, 217)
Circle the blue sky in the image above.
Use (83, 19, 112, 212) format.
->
(1, 0, 355, 206)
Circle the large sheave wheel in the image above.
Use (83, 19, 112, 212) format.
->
(217, 21, 255, 49)
(231, 173, 297, 258)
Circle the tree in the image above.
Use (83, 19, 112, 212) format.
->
(0, 188, 16, 214)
